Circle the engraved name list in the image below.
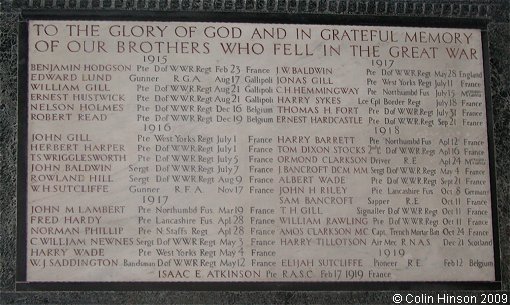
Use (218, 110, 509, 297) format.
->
(23, 20, 496, 283)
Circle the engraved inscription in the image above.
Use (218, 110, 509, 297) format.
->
(25, 21, 495, 282)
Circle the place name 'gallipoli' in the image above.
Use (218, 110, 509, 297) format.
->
(245, 85, 273, 95)
(245, 76, 272, 85)
(246, 96, 273, 106)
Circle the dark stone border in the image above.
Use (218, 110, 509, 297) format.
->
(0, 0, 508, 21)
(488, 20, 510, 294)
(0, 11, 19, 294)
(0, 0, 509, 303)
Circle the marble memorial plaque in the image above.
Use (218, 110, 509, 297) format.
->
(20, 20, 498, 286)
